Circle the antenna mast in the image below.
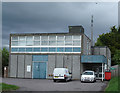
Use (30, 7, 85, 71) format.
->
(91, 15, 93, 46)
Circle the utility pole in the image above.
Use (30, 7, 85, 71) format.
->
(91, 15, 93, 46)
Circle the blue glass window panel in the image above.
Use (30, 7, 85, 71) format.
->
(26, 48, 32, 52)
(32, 55, 48, 61)
(33, 48, 40, 52)
(49, 48, 56, 52)
(11, 48, 18, 52)
(65, 47, 72, 52)
(41, 47, 48, 52)
(19, 48, 25, 52)
(57, 47, 64, 52)
(73, 47, 81, 52)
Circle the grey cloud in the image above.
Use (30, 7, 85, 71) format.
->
(2, 2, 118, 48)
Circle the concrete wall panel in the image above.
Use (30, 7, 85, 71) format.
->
(10, 55, 17, 77)
(56, 55, 63, 68)
(64, 55, 72, 73)
(83, 35, 91, 55)
(72, 55, 80, 79)
(100, 48, 106, 56)
(25, 55, 32, 78)
(93, 48, 100, 55)
(47, 55, 55, 78)
(107, 48, 111, 59)
(17, 55, 24, 78)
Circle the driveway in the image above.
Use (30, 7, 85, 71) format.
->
(2, 78, 108, 91)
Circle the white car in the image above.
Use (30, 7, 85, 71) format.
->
(81, 70, 96, 82)
(53, 68, 72, 82)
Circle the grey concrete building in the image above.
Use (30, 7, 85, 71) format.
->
(9, 26, 111, 80)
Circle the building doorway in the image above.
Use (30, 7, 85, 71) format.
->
(33, 62, 46, 79)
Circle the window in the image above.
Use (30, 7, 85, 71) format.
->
(11, 48, 18, 52)
(73, 47, 81, 52)
(65, 47, 72, 52)
(26, 36, 33, 46)
(65, 41, 72, 46)
(34, 41, 40, 46)
(73, 40, 81, 46)
(49, 47, 56, 52)
(65, 35, 72, 40)
(41, 36, 48, 40)
(57, 36, 64, 40)
(32, 55, 48, 61)
(57, 41, 64, 46)
(49, 41, 56, 46)
(26, 41, 33, 46)
(49, 36, 56, 40)
(41, 41, 48, 46)
(12, 41, 18, 46)
(73, 35, 81, 40)
(41, 47, 48, 52)
(19, 36, 25, 41)
(12, 36, 18, 41)
(19, 36, 26, 46)
(33, 48, 40, 52)
(26, 36, 33, 41)
(19, 48, 25, 52)
(26, 48, 32, 52)
(11, 47, 81, 53)
(34, 36, 40, 41)
(57, 47, 64, 52)
(34, 36, 40, 46)
(19, 41, 26, 46)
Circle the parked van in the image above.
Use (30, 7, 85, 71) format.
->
(53, 68, 72, 82)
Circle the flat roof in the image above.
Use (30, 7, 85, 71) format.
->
(10, 32, 84, 36)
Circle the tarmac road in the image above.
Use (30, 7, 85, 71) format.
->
(2, 78, 108, 92)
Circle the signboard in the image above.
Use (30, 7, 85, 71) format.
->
(27, 65, 31, 72)
(110, 67, 116, 70)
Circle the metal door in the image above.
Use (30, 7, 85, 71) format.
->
(33, 62, 40, 78)
(33, 62, 46, 79)
(39, 62, 46, 79)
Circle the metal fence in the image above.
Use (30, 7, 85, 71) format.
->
(111, 65, 119, 77)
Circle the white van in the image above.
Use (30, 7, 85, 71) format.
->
(53, 68, 72, 82)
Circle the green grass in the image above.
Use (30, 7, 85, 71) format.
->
(105, 76, 119, 91)
(0, 83, 19, 91)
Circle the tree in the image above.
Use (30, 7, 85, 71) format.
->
(113, 50, 120, 65)
(95, 26, 120, 65)
(2, 47, 9, 76)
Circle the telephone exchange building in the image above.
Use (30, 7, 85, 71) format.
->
(9, 26, 111, 80)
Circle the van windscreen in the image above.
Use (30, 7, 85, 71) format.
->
(53, 69, 66, 74)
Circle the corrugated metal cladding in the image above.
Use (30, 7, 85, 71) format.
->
(10, 54, 81, 79)
(81, 55, 107, 63)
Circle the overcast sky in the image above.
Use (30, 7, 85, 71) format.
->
(2, 2, 118, 48)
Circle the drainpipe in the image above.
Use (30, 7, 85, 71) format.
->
(102, 63, 103, 81)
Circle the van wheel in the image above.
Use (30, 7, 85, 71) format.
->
(53, 80, 56, 82)
(64, 78, 67, 82)
(94, 79, 96, 82)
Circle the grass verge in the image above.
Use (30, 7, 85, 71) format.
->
(0, 83, 19, 91)
(105, 76, 119, 91)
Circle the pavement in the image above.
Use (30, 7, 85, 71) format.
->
(2, 78, 108, 91)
